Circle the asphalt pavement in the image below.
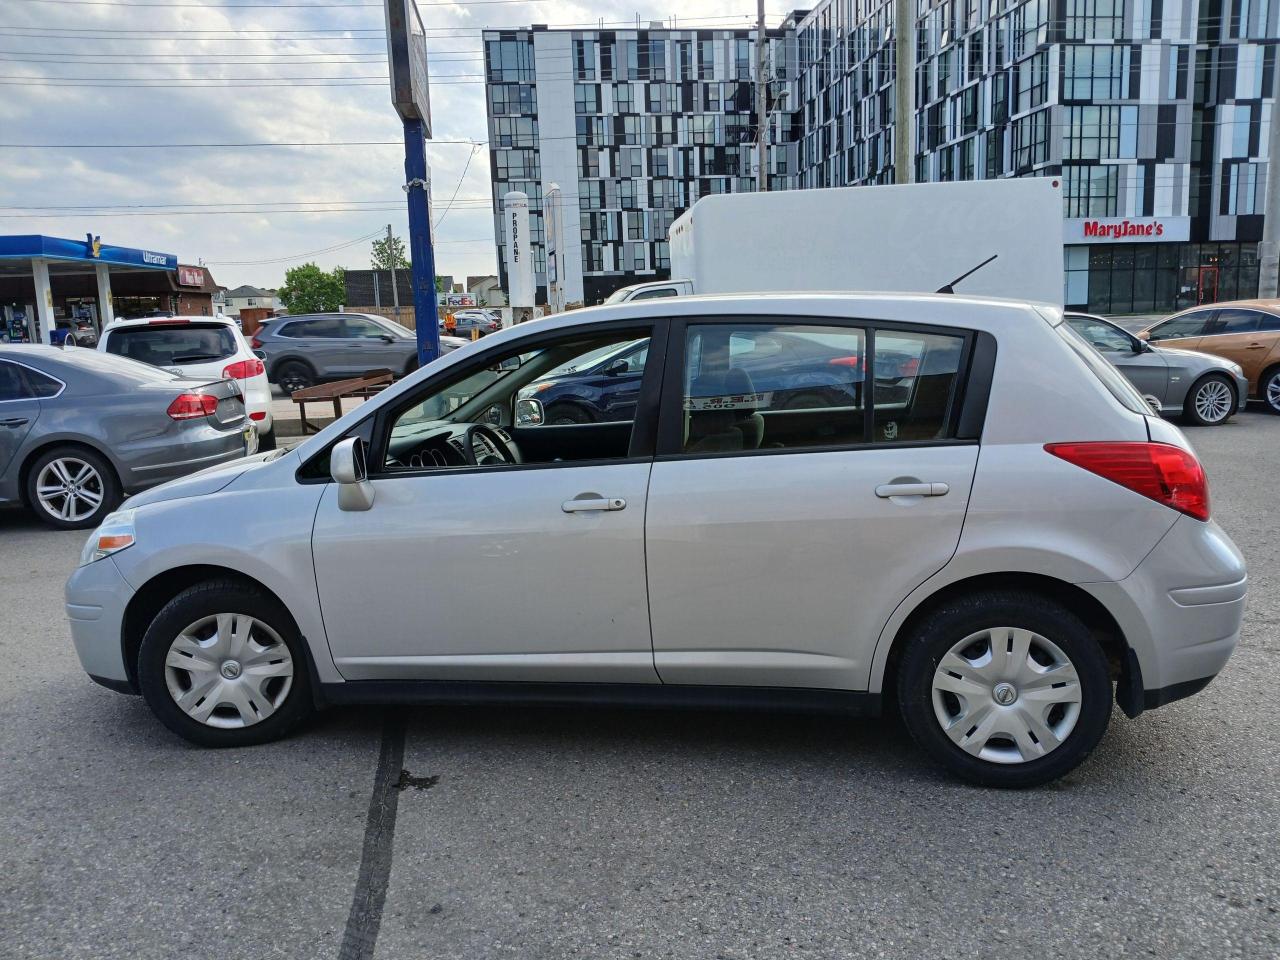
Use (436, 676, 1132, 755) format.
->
(1, 412, 1277, 959)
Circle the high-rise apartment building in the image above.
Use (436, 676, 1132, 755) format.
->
(483, 5, 1275, 312)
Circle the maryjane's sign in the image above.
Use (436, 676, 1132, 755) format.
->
(1065, 217, 1190, 244)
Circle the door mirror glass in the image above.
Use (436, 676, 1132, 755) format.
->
(331, 437, 375, 511)
(483, 403, 504, 425)
(515, 397, 545, 426)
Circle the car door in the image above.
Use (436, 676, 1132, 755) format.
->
(1143, 309, 1216, 351)
(279, 316, 346, 379)
(309, 320, 668, 683)
(0, 360, 42, 486)
(1193, 308, 1272, 383)
(342, 316, 411, 374)
(644, 316, 981, 690)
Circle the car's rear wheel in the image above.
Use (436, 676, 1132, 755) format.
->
(25, 445, 121, 530)
(275, 360, 315, 397)
(1183, 373, 1236, 426)
(257, 426, 277, 451)
(897, 590, 1111, 788)
(1261, 366, 1280, 415)
(137, 579, 313, 747)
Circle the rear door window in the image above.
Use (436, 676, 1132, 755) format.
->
(104, 324, 237, 367)
(281, 317, 344, 338)
(1211, 309, 1263, 335)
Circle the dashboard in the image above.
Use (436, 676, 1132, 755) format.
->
(384, 421, 520, 470)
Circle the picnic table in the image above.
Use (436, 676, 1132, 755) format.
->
(290, 369, 395, 434)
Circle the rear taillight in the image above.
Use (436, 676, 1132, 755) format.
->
(1045, 441, 1210, 521)
(222, 358, 265, 380)
(828, 355, 865, 370)
(167, 393, 218, 420)
(250, 336, 263, 349)
(249, 411, 266, 421)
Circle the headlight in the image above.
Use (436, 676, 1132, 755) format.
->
(79, 509, 136, 566)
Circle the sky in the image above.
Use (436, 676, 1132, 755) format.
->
(0, 0, 763, 292)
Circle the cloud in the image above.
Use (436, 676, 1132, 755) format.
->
(0, 0, 760, 290)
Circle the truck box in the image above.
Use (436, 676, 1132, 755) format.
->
(609, 179, 1064, 305)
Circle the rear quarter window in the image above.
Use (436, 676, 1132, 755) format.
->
(1055, 322, 1151, 416)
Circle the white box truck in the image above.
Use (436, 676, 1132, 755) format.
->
(604, 178, 1064, 305)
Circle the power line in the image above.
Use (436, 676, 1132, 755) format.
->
(0, 140, 484, 147)
(433, 144, 483, 230)
(204, 228, 384, 265)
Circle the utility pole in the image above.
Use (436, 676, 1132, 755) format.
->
(893, 0, 915, 184)
(386, 223, 401, 318)
(403, 120, 440, 366)
(755, 0, 769, 191)
(1259, 62, 1280, 297)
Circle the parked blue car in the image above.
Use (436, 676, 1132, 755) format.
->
(519, 330, 927, 424)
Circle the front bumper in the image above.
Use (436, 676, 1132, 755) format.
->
(1233, 373, 1250, 412)
(65, 554, 135, 689)
(1080, 514, 1246, 710)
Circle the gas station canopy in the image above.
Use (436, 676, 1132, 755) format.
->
(0, 233, 179, 343)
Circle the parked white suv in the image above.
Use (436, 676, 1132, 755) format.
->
(99, 316, 275, 448)
(66, 294, 1246, 787)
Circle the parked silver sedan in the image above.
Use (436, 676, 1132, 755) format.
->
(0, 345, 254, 529)
(1065, 313, 1248, 426)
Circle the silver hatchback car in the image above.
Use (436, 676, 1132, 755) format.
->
(65, 294, 1246, 787)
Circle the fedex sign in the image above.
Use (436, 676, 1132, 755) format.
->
(1066, 216, 1190, 244)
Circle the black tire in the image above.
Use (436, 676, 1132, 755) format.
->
(274, 360, 315, 397)
(1260, 365, 1280, 415)
(24, 444, 121, 530)
(896, 590, 1112, 789)
(1181, 373, 1237, 427)
(137, 579, 313, 748)
(544, 402, 594, 425)
(257, 426, 277, 452)
(402, 356, 420, 378)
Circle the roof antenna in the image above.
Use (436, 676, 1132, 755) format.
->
(936, 254, 998, 294)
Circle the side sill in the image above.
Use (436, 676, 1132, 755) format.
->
(1143, 674, 1216, 711)
(317, 679, 883, 717)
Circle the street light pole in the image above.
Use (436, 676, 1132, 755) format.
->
(893, 0, 915, 184)
(386, 223, 400, 318)
(755, 0, 768, 192)
(403, 118, 440, 366)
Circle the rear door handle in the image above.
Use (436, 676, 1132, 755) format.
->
(1246, 342, 1266, 348)
(875, 482, 949, 498)
(562, 497, 626, 513)
(0, 417, 29, 428)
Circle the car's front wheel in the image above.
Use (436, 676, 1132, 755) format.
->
(1183, 373, 1236, 426)
(137, 579, 313, 747)
(897, 590, 1111, 788)
(1261, 366, 1280, 415)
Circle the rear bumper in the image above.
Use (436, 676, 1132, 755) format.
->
(119, 425, 252, 492)
(1080, 514, 1246, 709)
(66, 555, 134, 688)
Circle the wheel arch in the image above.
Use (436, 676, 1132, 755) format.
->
(875, 571, 1129, 707)
(269, 354, 316, 380)
(120, 564, 314, 695)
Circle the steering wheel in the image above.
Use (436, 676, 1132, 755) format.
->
(463, 423, 521, 466)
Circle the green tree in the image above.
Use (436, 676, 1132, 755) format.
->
(371, 233, 410, 271)
(279, 262, 345, 313)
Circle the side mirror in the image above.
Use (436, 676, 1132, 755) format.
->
(331, 437, 375, 511)
(602, 358, 629, 376)
(515, 397, 545, 426)
(380, 334, 396, 343)
(483, 404, 503, 425)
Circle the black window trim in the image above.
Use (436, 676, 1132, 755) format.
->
(298, 317, 671, 484)
(653, 314, 981, 462)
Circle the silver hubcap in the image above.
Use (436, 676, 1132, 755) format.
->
(1194, 379, 1232, 422)
(164, 613, 293, 729)
(1267, 374, 1280, 410)
(35, 457, 104, 521)
(931, 627, 1082, 765)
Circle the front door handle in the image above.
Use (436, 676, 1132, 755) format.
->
(562, 496, 626, 513)
(0, 417, 29, 428)
(1246, 342, 1266, 349)
(875, 482, 949, 498)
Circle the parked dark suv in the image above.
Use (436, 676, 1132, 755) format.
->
(518, 330, 929, 424)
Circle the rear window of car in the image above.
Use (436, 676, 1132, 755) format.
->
(1055, 322, 1151, 416)
(105, 324, 237, 366)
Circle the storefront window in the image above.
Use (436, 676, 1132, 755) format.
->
(1071, 242, 1260, 315)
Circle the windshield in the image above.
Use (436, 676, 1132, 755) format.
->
(539, 338, 646, 378)
(106, 324, 237, 366)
